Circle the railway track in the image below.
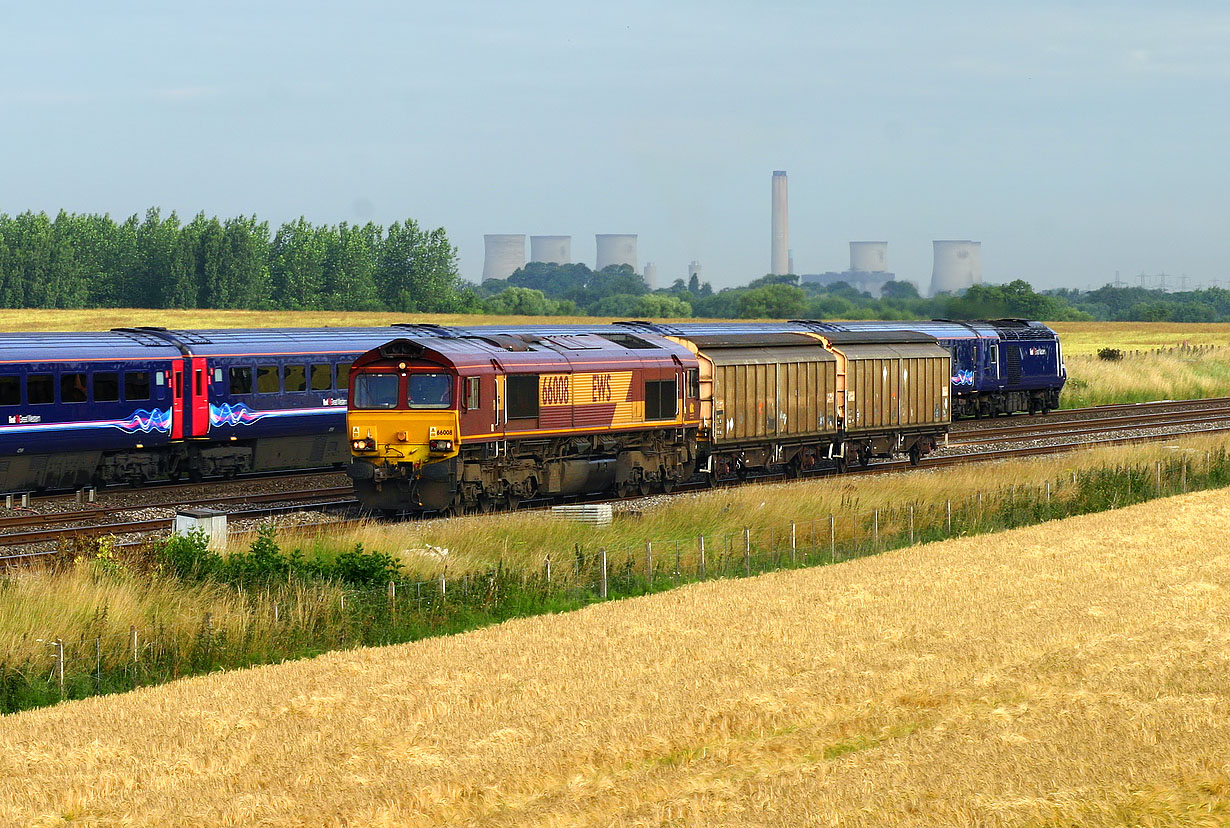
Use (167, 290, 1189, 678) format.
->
(6, 396, 1230, 558)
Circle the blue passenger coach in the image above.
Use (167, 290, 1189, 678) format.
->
(0, 326, 406, 492)
(0, 330, 183, 490)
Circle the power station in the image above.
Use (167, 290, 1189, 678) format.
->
(529, 235, 571, 265)
(930, 240, 982, 295)
(771, 171, 789, 275)
(481, 170, 985, 294)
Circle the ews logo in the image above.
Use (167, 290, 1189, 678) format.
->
(591, 374, 612, 403)
(541, 375, 570, 405)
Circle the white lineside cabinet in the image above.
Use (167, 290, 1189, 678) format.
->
(174, 508, 228, 549)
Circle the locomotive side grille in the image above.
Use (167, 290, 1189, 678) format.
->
(1004, 344, 1022, 383)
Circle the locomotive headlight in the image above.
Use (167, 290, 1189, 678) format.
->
(428, 439, 453, 453)
(351, 437, 376, 452)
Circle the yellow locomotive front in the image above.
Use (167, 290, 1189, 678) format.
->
(346, 352, 461, 512)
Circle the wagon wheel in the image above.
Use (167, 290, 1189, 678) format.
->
(789, 458, 805, 479)
(833, 456, 847, 474)
(859, 449, 871, 468)
(909, 443, 922, 466)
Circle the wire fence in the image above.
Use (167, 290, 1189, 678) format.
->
(5, 448, 1228, 714)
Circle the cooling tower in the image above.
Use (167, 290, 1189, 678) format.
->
(930, 240, 982, 296)
(771, 171, 789, 275)
(850, 241, 888, 273)
(529, 235, 571, 265)
(596, 234, 637, 271)
(643, 261, 658, 290)
(482, 234, 525, 282)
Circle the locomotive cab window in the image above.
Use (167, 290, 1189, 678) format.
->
(283, 364, 307, 393)
(256, 366, 279, 394)
(506, 375, 539, 419)
(686, 369, 700, 399)
(125, 372, 151, 401)
(465, 376, 480, 410)
(27, 374, 53, 405)
(645, 378, 678, 420)
(310, 364, 332, 391)
(408, 373, 453, 409)
(353, 372, 400, 410)
(93, 372, 120, 403)
(229, 367, 252, 395)
(0, 376, 18, 406)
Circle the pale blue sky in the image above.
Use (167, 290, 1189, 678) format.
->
(3, 1, 1228, 290)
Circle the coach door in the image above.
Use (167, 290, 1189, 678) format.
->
(170, 360, 186, 440)
(188, 357, 210, 437)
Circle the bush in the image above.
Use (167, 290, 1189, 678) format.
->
(1097, 347, 1124, 361)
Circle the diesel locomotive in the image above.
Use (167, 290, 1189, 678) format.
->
(345, 327, 952, 513)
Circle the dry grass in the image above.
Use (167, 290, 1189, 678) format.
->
(1063, 348, 1230, 407)
(3, 486, 1230, 825)
(0, 556, 345, 670)
(1050, 321, 1230, 355)
(264, 432, 1230, 580)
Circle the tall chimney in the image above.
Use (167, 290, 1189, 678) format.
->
(771, 171, 789, 275)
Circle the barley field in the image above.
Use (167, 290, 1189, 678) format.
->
(1049, 320, 1230, 355)
(3, 486, 1230, 826)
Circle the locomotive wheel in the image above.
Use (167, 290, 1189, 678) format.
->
(638, 479, 652, 497)
(660, 476, 676, 494)
(506, 493, 521, 511)
(478, 495, 495, 514)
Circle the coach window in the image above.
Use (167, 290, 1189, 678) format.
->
(256, 366, 279, 394)
(94, 372, 120, 403)
(27, 374, 53, 405)
(0, 377, 18, 406)
(989, 344, 1000, 378)
(125, 371, 151, 401)
(336, 362, 351, 391)
(283, 365, 307, 393)
(61, 373, 87, 403)
(506, 375, 539, 419)
(645, 378, 678, 420)
(229, 367, 252, 395)
(465, 376, 480, 410)
(310, 364, 332, 392)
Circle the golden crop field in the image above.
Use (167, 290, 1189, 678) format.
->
(0, 308, 616, 332)
(1049, 320, 1230, 355)
(4, 487, 1230, 826)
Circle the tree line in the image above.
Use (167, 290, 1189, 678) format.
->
(0, 209, 472, 312)
(3, 209, 1227, 322)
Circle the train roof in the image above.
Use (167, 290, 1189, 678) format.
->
(137, 327, 412, 357)
(0, 330, 184, 363)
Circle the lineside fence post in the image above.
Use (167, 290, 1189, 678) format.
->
(946, 499, 952, 535)
(829, 514, 835, 561)
(909, 505, 914, 545)
(743, 527, 751, 576)
(599, 548, 608, 598)
(789, 522, 796, 565)
(54, 638, 64, 701)
(645, 541, 653, 586)
(698, 536, 706, 579)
